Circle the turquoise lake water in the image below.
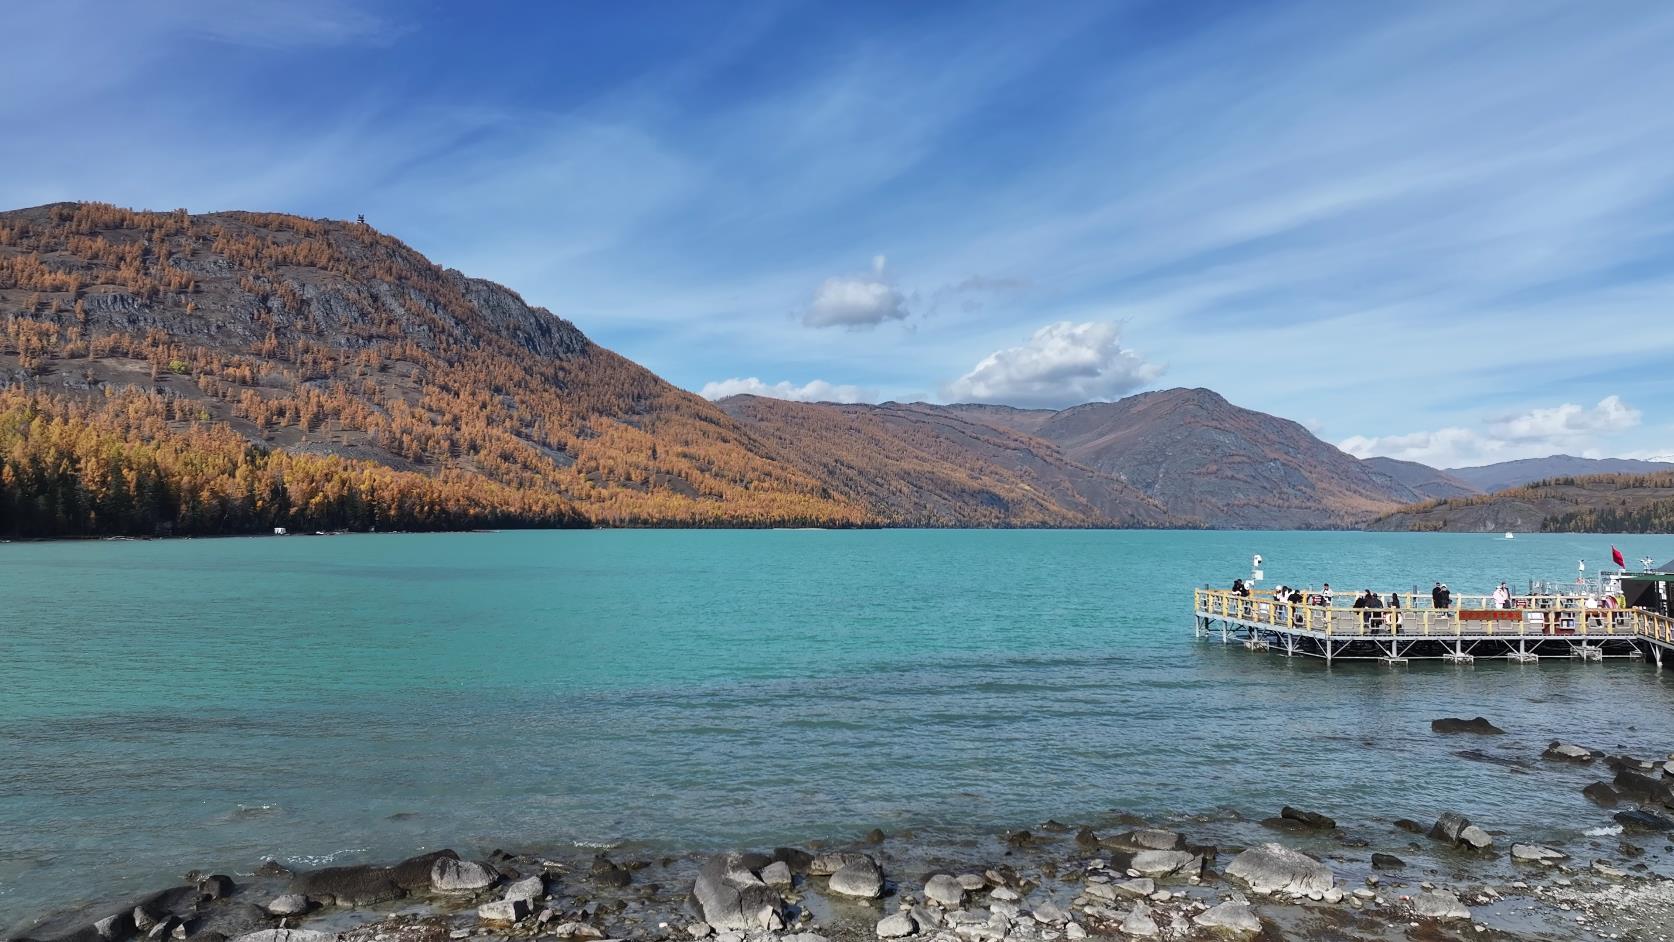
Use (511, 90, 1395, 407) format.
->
(4, 529, 1674, 923)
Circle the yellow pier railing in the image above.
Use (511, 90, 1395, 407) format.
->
(1192, 588, 1673, 640)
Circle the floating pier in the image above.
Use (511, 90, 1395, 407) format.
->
(1192, 589, 1674, 665)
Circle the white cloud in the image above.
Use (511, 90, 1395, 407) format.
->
(801, 256, 909, 329)
(1341, 396, 1644, 467)
(698, 377, 876, 404)
(943, 321, 1163, 408)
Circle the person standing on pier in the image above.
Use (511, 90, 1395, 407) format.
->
(1322, 583, 1333, 608)
(1493, 582, 1511, 609)
(1432, 582, 1452, 609)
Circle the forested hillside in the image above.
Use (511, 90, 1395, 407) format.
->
(1367, 472, 1674, 533)
(0, 202, 864, 535)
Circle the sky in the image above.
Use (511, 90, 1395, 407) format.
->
(4, 0, 1674, 469)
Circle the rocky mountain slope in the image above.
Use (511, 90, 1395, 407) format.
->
(1445, 455, 1674, 493)
(714, 397, 1170, 527)
(1363, 456, 1480, 500)
(956, 389, 1422, 528)
(1368, 472, 1674, 533)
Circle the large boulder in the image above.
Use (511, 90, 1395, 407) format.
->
(875, 913, 915, 938)
(477, 899, 530, 924)
(1225, 844, 1334, 896)
(808, 852, 875, 876)
(1615, 809, 1674, 832)
(429, 858, 498, 894)
(1411, 891, 1471, 921)
(1119, 904, 1160, 939)
(389, 850, 458, 889)
(828, 859, 885, 899)
(922, 875, 965, 907)
(1583, 782, 1620, 807)
(1279, 807, 1336, 830)
(1129, 850, 1201, 879)
(230, 932, 335, 942)
(692, 854, 785, 932)
(290, 865, 403, 907)
(1613, 769, 1674, 805)
(1193, 901, 1261, 936)
(264, 896, 310, 917)
(1428, 812, 1473, 844)
(501, 875, 544, 902)
(1510, 844, 1565, 864)
(1103, 829, 1184, 852)
(1543, 742, 1594, 763)
(1431, 717, 1504, 735)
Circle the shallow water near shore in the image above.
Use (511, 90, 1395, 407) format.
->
(3, 528, 1674, 925)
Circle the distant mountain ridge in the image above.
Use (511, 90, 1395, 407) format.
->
(1369, 471, 1674, 534)
(1444, 455, 1674, 493)
(3, 201, 1663, 536)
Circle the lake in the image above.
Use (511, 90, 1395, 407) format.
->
(4, 529, 1674, 924)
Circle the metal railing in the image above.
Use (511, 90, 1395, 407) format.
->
(1194, 588, 1666, 639)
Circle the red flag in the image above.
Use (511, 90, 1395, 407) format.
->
(1612, 546, 1625, 568)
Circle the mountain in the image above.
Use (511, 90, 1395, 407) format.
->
(1362, 456, 1480, 500)
(1369, 472, 1674, 533)
(714, 397, 1170, 527)
(965, 388, 1423, 528)
(1445, 455, 1674, 493)
(0, 202, 869, 535)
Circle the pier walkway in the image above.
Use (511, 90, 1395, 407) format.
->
(1192, 588, 1674, 665)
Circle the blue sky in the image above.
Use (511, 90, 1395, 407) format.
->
(5, 0, 1674, 467)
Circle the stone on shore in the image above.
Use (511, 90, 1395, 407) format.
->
(1032, 902, 1070, 925)
(1280, 807, 1336, 830)
(430, 858, 499, 893)
(773, 848, 816, 872)
(1370, 853, 1405, 871)
(1543, 742, 1594, 762)
(1225, 844, 1334, 896)
(265, 895, 311, 917)
(1119, 904, 1160, 939)
(1431, 717, 1504, 735)
(693, 854, 786, 932)
(477, 899, 530, 924)
(1614, 768, 1674, 804)
(828, 859, 885, 899)
(589, 856, 631, 888)
(1615, 809, 1674, 832)
(1511, 843, 1566, 864)
(956, 874, 986, 891)
(1458, 825, 1494, 850)
(1411, 891, 1471, 921)
(1113, 877, 1155, 898)
(923, 874, 965, 907)
(809, 852, 875, 876)
(760, 861, 793, 887)
(198, 876, 236, 900)
(875, 913, 916, 938)
(501, 874, 544, 902)
(291, 865, 404, 907)
(1193, 901, 1262, 936)
(1128, 850, 1201, 879)
(232, 931, 336, 942)
(1583, 782, 1620, 807)
(389, 850, 458, 889)
(1101, 829, 1183, 853)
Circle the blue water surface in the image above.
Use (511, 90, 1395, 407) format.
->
(3, 529, 1673, 922)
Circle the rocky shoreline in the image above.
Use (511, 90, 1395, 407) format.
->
(8, 732, 1674, 942)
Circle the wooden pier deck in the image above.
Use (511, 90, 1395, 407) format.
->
(1192, 589, 1674, 665)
